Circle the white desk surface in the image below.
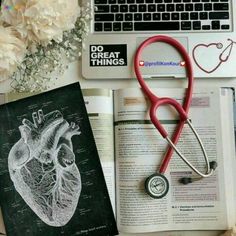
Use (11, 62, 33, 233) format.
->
(0, 60, 234, 236)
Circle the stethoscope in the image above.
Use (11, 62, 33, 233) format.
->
(134, 35, 217, 199)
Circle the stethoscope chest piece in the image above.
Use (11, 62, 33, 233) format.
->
(145, 173, 169, 199)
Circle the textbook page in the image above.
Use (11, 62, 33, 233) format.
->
(114, 87, 234, 234)
(83, 89, 116, 214)
(219, 88, 236, 227)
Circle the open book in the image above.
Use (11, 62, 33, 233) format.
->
(82, 87, 236, 234)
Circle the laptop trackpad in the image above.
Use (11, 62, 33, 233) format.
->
(136, 37, 188, 78)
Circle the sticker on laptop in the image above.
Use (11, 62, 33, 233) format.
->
(192, 38, 236, 74)
(90, 44, 127, 67)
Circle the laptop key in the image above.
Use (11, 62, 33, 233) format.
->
(125, 13, 133, 21)
(95, 14, 114, 21)
(202, 25, 210, 30)
(200, 12, 208, 20)
(185, 4, 193, 11)
(108, 0, 116, 3)
(171, 13, 179, 20)
(204, 3, 212, 11)
(139, 5, 147, 12)
(209, 12, 229, 19)
(113, 22, 122, 31)
(193, 21, 201, 30)
(153, 13, 161, 20)
(181, 21, 191, 30)
(176, 4, 184, 11)
(144, 13, 152, 20)
(221, 24, 229, 29)
(94, 23, 103, 31)
(148, 4, 156, 12)
(95, 0, 107, 3)
(111, 5, 119, 12)
(123, 22, 133, 31)
(157, 4, 165, 11)
(195, 3, 203, 11)
(104, 23, 112, 31)
(213, 3, 229, 10)
(190, 12, 198, 20)
(134, 13, 142, 20)
(95, 5, 109, 13)
(162, 13, 170, 20)
(167, 4, 175, 11)
(134, 22, 180, 30)
(116, 14, 123, 21)
(129, 5, 137, 12)
(120, 5, 128, 12)
(181, 12, 189, 20)
(212, 20, 220, 29)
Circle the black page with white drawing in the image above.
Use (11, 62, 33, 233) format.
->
(0, 83, 118, 236)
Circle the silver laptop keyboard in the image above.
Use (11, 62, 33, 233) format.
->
(94, 0, 231, 32)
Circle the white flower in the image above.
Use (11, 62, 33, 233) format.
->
(0, 25, 26, 81)
(1, 0, 80, 45)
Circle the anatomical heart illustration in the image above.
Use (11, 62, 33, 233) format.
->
(0, 83, 118, 236)
(8, 109, 82, 227)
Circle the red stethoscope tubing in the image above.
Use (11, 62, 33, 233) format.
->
(134, 35, 194, 174)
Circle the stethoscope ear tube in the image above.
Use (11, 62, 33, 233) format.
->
(134, 35, 194, 175)
(166, 119, 217, 179)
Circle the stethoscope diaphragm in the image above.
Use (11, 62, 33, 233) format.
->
(145, 173, 169, 199)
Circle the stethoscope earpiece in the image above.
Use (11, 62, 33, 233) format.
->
(209, 161, 217, 170)
(179, 177, 193, 185)
(179, 161, 218, 185)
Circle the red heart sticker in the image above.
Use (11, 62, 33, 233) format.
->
(139, 60, 144, 66)
(180, 61, 186, 67)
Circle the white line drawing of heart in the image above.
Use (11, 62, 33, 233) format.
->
(192, 39, 236, 74)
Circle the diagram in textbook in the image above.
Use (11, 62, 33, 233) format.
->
(8, 109, 82, 227)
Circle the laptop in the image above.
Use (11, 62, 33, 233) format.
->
(82, 0, 236, 79)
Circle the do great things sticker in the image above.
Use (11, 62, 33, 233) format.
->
(90, 44, 127, 67)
